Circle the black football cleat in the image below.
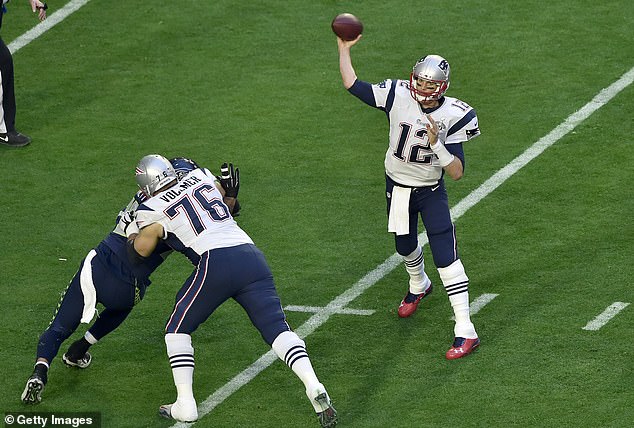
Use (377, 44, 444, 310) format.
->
(0, 131, 31, 147)
(62, 352, 92, 368)
(21, 375, 45, 404)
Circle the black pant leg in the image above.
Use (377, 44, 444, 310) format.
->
(0, 36, 16, 132)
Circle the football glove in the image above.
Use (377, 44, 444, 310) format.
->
(231, 199, 241, 217)
(119, 210, 139, 237)
(218, 162, 240, 198)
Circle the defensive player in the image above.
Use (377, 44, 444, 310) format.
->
(129, 154, 337, 427)
(336, 35, 480, 359)
(20, 191, 171, 403)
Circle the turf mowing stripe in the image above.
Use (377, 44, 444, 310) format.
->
(8, 0, 92, 54)
(582, 302, 630, 331)
(171, 66, 634, 426)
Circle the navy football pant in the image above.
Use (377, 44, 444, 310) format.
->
(36, 251, 139, 363)
(386, 176, 458, 268)
(165, 244, 290, 345)
(0, 36, 15, 133)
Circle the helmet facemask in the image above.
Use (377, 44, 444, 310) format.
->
(409, 55, 451, 102)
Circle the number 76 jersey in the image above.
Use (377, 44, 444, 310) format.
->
(136, 168, 253, 263)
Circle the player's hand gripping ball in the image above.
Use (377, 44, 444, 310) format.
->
(331, 13, 363, 41)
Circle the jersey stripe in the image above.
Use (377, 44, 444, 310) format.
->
(447, 108, 477, 137)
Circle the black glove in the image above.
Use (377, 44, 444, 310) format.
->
(219, 162, 240, 198)
(231, 199, 241, 217)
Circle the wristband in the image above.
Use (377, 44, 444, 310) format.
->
(430, 142, 455, 167)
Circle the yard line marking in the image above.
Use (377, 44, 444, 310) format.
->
(284, 305, 375, 316)
(8, 0, 92, 54)
(171, 66, 634, 427)
(451, 293, 499, 320)
(582, 302, 630, 331)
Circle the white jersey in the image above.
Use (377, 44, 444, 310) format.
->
(135, 168, 253, 257)
(370, 79, 480, 187)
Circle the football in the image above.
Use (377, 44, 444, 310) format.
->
(331, 13, 363, 41)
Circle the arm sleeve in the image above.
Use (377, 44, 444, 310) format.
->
(446, 108, 480, 144)
(348, 79, 376, 106)
(446, 143, 465, 170)
(136, 206, 168, 239)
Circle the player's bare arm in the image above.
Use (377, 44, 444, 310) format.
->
(426, 113, 463, 180)
(133, 223, 164, 257)
(337, 35, 362, 89)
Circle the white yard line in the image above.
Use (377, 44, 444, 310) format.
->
(8, 0, 91, 54)
(170, 70, 634, 425)
(284, 305, 376, 316)
(582, 302, 630, 331)
(451, 293, 499, 321)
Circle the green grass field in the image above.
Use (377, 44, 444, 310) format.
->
(1, 1, 632, 427)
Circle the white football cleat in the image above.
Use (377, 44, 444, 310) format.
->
(309, 385, 338, 427)
(159, 400, 198, 422)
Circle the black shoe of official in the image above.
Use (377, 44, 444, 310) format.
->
(0, 131, 31, 147)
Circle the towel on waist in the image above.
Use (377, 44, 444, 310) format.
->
(388, 186, 411, 236)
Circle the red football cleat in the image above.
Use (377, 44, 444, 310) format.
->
(397, 283, 433, 318)
(445, 337, 480, 360)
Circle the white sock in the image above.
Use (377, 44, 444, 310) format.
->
(84, 331, 98, 344)
(165, 333, 196, 404)
(272, 331, 325, 412)
(403, 245, 431, 294)
(35, 360, 49, 369)
(438, 259, 477, 339)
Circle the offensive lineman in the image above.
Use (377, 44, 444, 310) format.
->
(336, 35, 480, 359)
(128, 154, 337, 427)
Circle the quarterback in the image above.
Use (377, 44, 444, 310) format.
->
(337, 35, 480, 359)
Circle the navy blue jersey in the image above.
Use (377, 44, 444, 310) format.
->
(100, 232, 170, 287)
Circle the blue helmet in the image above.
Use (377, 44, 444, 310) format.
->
(169, 157, 200, 180)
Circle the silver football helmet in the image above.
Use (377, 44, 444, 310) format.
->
(135, 154, 178, 197)
(409, 55, 451, 102)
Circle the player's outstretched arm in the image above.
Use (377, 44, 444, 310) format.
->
(337, 35, 362, 89)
